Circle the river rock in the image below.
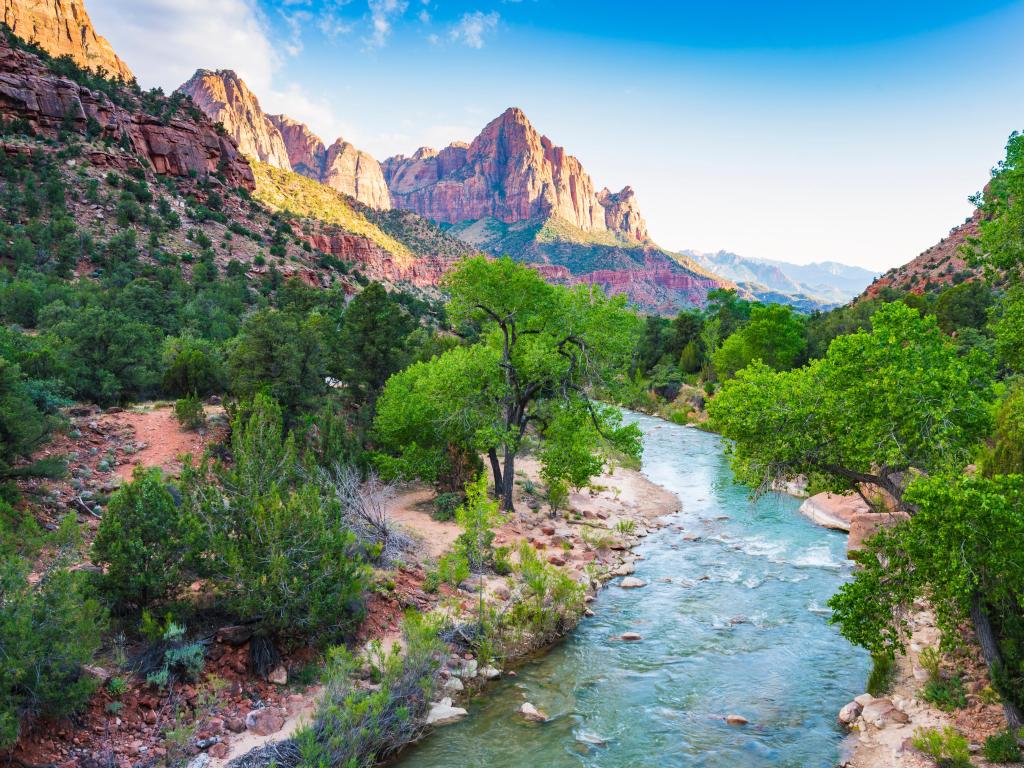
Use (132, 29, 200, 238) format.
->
(725, 714, 749, 726)
(443, 677, 465, 693)
(860, 698, 908, 728)
(426, 697, 468, 726)
(519, 702, 548, 722)
(798, 492, 867, 532)
(619, 577, 647, 589)
(838, 700, 862, 726)
(480, 665, 501, 680)
(613, 563, 635, 576)
(621, 632, 643, 641)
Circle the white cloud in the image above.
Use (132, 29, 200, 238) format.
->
(279, 9, 312, 57)
(88, 0, 343, 146)
(366, 0, 408, 48)
(449, 10, 499, 49)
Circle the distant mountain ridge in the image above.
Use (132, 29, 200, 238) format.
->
(685, 249, 878, 309)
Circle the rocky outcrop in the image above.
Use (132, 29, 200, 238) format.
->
(847, 510, 911, 555)
(179, 69, 290, 169)
(384, 107, 646, 241)
(303, 231, 456, 287)
(2, 0, 133, 80)
(322, 138, 391, 210)
(597, 186, 648, 242)
(267, 112, 325, 177)
(0, 38, 253, 188)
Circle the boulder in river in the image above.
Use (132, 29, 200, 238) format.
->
(725, 714, 749, 726)
(797, 492, 867, 532)
(427, 697, 468, 726)
(519, 702, 548, 722)
(621, 632, 643, 641)
(619, 577, 647, 589)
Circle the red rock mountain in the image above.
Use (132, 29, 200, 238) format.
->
(382, 107, 649, 243)
(0, 34, 251, 188)
(2, 0, 132, 80)
(179, 70, 391, 210)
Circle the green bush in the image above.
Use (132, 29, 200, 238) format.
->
(174, 394, 206, 430)
(431, 492, 460, 522)
(160, 335, 225, 397)
(92, 467, 202, 606)
(866, 652, 896, 696)
(983, 730, 1023, 763)
(911, 726, 971, 768)
(294, 612, 444, 768)
(922, 674, 968, 711)
(0, 551, 106, 748)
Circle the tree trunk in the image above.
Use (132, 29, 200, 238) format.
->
(970, 592, 1023, 731)
(488, 448, 503, 501)
(501, 447, 516, 512)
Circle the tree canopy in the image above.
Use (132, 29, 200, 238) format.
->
(708, 301, 993, 503)
(374, 256, 642, 509)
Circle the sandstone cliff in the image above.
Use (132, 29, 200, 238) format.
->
(179, 69, 291, 170)
(321, 138, 391, 210)
(267, 112, 325, 177)
(2, 0, 132, 80)
(0, 34, 252, 188)
(383, 108, 649, 242)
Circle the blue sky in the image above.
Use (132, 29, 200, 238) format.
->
(90, 0, 1024, 270)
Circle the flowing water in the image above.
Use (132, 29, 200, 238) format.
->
(395, 413, 869, 768)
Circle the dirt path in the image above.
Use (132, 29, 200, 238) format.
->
(109, 403, 224, 480)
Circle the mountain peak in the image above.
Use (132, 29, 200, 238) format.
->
(2, 0, 133, 80)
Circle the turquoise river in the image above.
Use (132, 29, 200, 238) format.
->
(394, 412, 870, 767)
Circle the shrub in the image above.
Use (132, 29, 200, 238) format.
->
(431, 492, 460, 522)
(0, 550, 106, 748)
(140, 621, 205, 689)
(911, 726, 971, 768)
(922, 674, 968, 711)
(452, 475, 505, 573)
(174, 394, 206, 430)
(293, 612, 445, 768)
(92, 467, 202, 606)
(866, 652, 896, 697)
(160, 335, 225, 397)
(983, 730, 1023, 763)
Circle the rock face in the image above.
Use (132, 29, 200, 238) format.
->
(0, 37, 252, 188)
(383, 107, 648, 241)
(322, 138, 391, 210)
(2, 0, 133, 80)
(179, 69, 291, 169)
(180, 70, 391, 209)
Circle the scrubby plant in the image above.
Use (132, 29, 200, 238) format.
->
(92, 467, 202, 607)
(923, 674, 968, 711)
(431, 492, 460, 522)
(0, 534, 106, 748)
(866, 652, 896, 697)
(142, 621, 205, 689)
(983, 730, 1023, 763)
(174, 393, 206, 430)
(911, 726, 971, 768)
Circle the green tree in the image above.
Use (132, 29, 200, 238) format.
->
(829, 474, 1024, 727)
(711, 303, 806, 379)
(374, 257, 642, 510)
(333, 282, 415, 404)
(708, 301, 993, 504)
(0, 357, 52, 482)
(966, 131, 1024, 277)
(227, 308, 327, 419)
(160, 334, 225, 397)
(934, 281, 993, 334)
(991, 286, 1024, 374)
(92, 467, 202, 606)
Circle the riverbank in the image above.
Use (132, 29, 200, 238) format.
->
(216, 453, 682, 766)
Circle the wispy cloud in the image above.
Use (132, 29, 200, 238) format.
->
(449, 10, 500, 49)
(367, 0, 408, 48)
(279, 8, 312, 56)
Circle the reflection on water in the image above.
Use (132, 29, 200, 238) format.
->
(394, 413, 869, 768)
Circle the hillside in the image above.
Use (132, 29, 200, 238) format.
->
(862, 209, 983, 298)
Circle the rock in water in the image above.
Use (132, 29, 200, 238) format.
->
(426, 697, 468, 726)
(621, 632, 643, 641)
(725, 714, 749, 726)
(619, 577, 647, 589)
(519, 702, 548, 722)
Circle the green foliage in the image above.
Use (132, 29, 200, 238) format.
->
(829, 474, 1024, 711)
(0, 546, 106, 748)
(227, 308, 327, 420)
(0, 356, 52, 480)
(431, 492, 461, 522)
(92, 467, 202, 607)
(983, 730, 1023, 762)
(375, 257, 642, 508)
(866, 652, 896, 696)
(934, 280, 993, 334)
(184, 394, 372, 640)
(981, 383, 1024, 475)
(991, 287, 1024, 374)
(922, 675, 968, 711)
(966, 130, 1024, 277)
(709, 302, 993, 498)
(143, 621, 205, 689)
(452, 475, 506, 574)
(295, 612, 444, 768)
(174, 394, 206, 430)
(911, 726, 971, 768)
(711, 303, 807, 379)
(160, 334, 225, 397)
